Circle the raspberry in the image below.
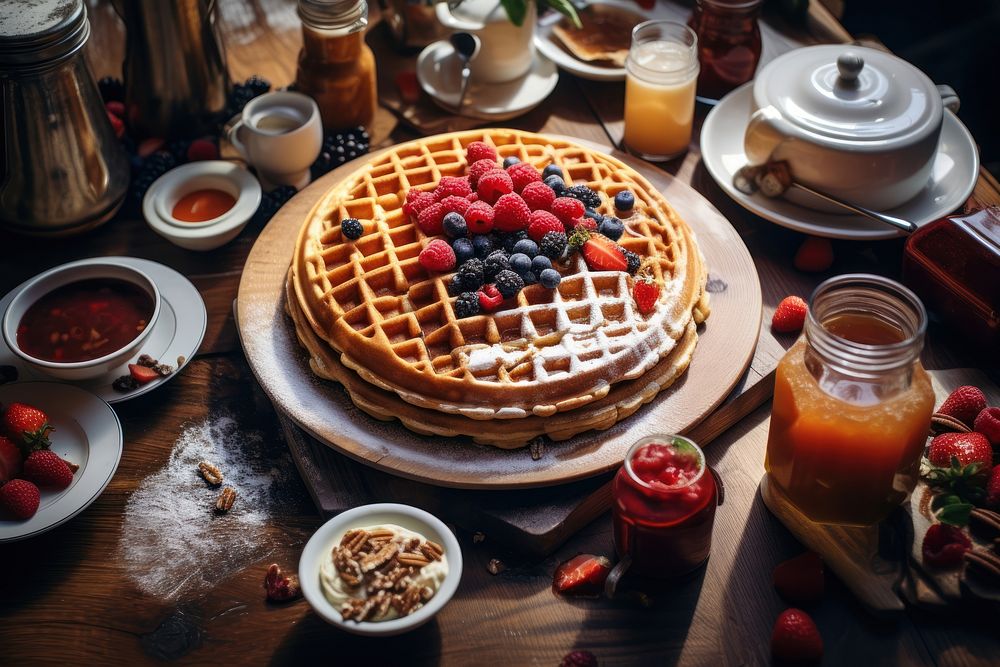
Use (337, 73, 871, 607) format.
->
(507, 161, 542, 193)
(575, 218, 598, 232)
(974, 407, 1000, 446)
(416, 202, 446, 236)
(433, 175, 473, 201)
(186, 138, 219, 162)
(465, 200, 495, 234)
(551, 197, 586, 226)
(467, 158, 500, 188)
(439, 194, 471, 217)
(454, 292, 481, 318)
(494, 269, 525, 298)
(539, 231, 567, 259)
(465, 141, 496, 164)
(492, 193, 531, 232)
(478, 284, 504, 312)
(402, 190, 436, 218)
(527, 210, 564, 242)
(520, 181, 556, 212)
(418, 239, 456, 273)
(476, 170, 513, 204)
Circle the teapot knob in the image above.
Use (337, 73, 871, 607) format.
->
(836, 52, 865, 85)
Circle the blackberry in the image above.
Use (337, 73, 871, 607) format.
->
(456, 257, 484, 290)
(443, 212, 467, 238)
(254, 185, 297, 223)
(313, 127, 371, 177)
(166, 139, 192, 162)
(245, 75, 271, 96)
(97, 76, 124, 103)
(502, 156, 521, 168)
(598, 216, 624, 241)
(508, 253, 531, 276)
(454, 292, 481, 318)
(453, 238, 475, 264)
(341, 217, 363, 240)
(447, 274, 465, 296)
(483, 250, 510, 281)
(471, 234, 494, 259)
(501, 230, 528, 253)
(542, 164, 563, 180)
(130, 151, 176, 203)
(539, 268, 561, 289)
(228, 85, 257, 115)
(623, 249, 641, 275)
(531, 255, 552, 274)
(566, 184, 601, 210)
(539, 231, 567, 260)
(511, 238, 539, 257)
(494, 269, 525, 298)
(543, 174, 567, 195)
(614, 190, 635, 212)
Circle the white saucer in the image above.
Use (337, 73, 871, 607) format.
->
(700, 82, 981, 240)
(0, 382, 123, 542)
(534, 0, 677, 82)
(0, 257, 206, 403)
(416, 41, 559, 121)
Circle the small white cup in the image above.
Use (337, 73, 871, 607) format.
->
(435, 0, 536, 83)
(227, 91, 323, 191)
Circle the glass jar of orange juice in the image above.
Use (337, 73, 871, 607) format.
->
(765, 274, 934, 526)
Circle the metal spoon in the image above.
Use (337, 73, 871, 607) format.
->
(450, 32, 480, 112)
(734, 162, 918, 235)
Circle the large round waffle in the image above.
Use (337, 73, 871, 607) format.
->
(290, 129, 708, 421)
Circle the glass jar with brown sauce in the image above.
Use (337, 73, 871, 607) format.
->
(295, 0, 377, 131)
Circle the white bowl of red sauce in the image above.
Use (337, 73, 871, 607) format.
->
(143, 161, 262, 251)
(2, 261, 160, 380)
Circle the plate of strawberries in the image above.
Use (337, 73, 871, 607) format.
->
(0, 382, 122, 542)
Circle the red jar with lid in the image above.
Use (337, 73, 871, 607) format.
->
(688, 0, 763, 102)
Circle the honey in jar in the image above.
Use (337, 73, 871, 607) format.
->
(295, 0, 377, 131)
(764, 275, 935, 526)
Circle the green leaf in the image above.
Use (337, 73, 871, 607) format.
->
(542, 0, 582, 28)
(931, 493, 962, 511)
(936, 502, 973, 527)
(500, 0, 527, 26)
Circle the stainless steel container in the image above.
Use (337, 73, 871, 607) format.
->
(0, 0, 130, 237)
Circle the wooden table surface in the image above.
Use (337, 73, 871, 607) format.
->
(1, 1, 998, 665)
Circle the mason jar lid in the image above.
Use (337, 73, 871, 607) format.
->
(752, 44, 941, 144)
(0, 0, 88, 70)
(298, 0, 368, 31)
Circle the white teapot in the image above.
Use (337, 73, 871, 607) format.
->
(744, 45, 961, 211)
(435, 0, 536, 83)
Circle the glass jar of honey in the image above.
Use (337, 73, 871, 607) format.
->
(764, 275, 934, 527)
(687, 0, 762, 103)
(295, 0, 377, 131)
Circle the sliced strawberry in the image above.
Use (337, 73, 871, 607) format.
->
(553, 554, 611, 596)
(581, 236, 627, 272)
(129, 363, 160, 385)
(0, 436, 22, 484)
(773, 552, 825, 603)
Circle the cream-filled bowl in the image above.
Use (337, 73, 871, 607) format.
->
(299, 503, 463, 636)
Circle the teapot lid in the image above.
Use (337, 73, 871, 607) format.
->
(0, 0, 87, 70)
(753, 45, 941, 143)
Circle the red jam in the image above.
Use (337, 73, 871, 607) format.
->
(688, 0, 762, 101)
(16, 279, 154, 363)
(613, 436, 719, 578)
(171, 188, 236, 223)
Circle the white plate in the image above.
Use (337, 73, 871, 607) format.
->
(534, 0, 676, 82)
(416, 40, 559, 121)
(700, 82, 981, 240)
(0, 257, 206, 403)
(0, 382, 123, 542)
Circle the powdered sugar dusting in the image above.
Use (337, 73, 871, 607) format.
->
(119, 415, 299, 601)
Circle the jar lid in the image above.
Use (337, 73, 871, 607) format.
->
(753, 45, 941, 144)
(298, 0, 367, 31)
(0, 0, 88, 69)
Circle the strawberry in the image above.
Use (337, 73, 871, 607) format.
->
(632, 274, 660, 315)
(478, 284, 503, 313)
(553, 554, 611, 596)
(418, 239, 456, 273)
(105, 100, 126, 117)
(581, 235, 627, 272)
(23, 450, 73, 490)
(793, 237, 833, 273)
(0, 479, 40, 520)
(0, 436, 22, 484)
(921, 523, 971, 569)
(771, 296, 808, 334)
(3, 402, 53, 453)
(986, 467, 1000, 509)
(772, 552, 825, 603)
(771, 608, 823, 665)
(938, 386, 988, 428)
(927, 432, 992, 473)
(106, 110, 125, 139)
(973, 406, 1000, 446)
(129, 363, 160, 385)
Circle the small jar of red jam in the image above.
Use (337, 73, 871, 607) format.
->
(688, 0, 763, 102)
(612, 435, 720, 578)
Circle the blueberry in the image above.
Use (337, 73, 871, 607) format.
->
(472, 234, 493, 259)
(503, 156, 521, 168)
(341, 217, 363, 240)
(453, 237, 475, 263)
(531, 255, 552, 274)
(543, 174, 566, 191)
(583, 208, 603, 223)
(614, 190, 635, 212)
(539, 268, 561, 289)
(542, 164, 563, 179)
(443, 212, 467, 238)
(511, 239, 539, 257)
(598, 216, 625, 241)
(522, 271, 537, 285)
(509, 252, 532, 276)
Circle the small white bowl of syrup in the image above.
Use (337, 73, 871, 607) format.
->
(143, 161, 262, 251)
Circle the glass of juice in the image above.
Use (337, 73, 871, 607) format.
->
(612, 435, 720, 578)
(623, 21, 699, 161)
(765, 274, 935, 526)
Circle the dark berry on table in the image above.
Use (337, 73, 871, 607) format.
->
(472, 234, 494, 259)
(509, 252, 531, 276)
(540, 231, 568, 260)
(484, 250, 510, 281)
(543, 174, 566, 194)
(130, 151, 177, 203)
(443, 212, 468, 238)
(566, 184, 601, 210)
(511, 238, 539, 257)
(531, 255, 552, 274)
(341, 217, 363, 240)
(539, 268, 561, 289)
(454, 292, 481, 318)
(614, 190, 635, 212)
(495, 269, 525, 298)
(253, 185, 298, 224)
(501, 230, 528, 253)
(453, 237, 475, 264)
(598, 216, 624, 241)
(456, 257, 485, 291)
(624, 249, 641, 274)
(245, 75, 271, 95)
(97, 76, 124, 103)
(542, 164, 563, 180)
(503, 156, 521, 168)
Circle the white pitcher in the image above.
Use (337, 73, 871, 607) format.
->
(435, 0, 536, 83)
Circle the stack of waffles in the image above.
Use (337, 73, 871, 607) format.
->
(287, 129, 709, 449)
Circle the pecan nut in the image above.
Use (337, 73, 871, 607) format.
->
(215, 486, 237, 512)
(264, 563, 302, 602)
(930, 412, 971, 435)
(198, 461, 224, 486)
(360, 542, 399, 572)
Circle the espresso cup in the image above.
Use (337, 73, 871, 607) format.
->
(227, 91, 323, 191)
